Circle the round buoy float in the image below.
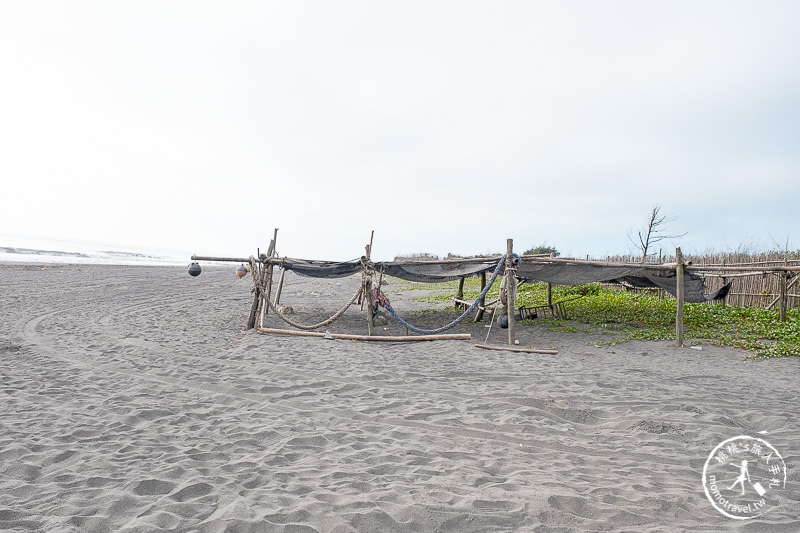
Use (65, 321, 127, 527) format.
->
(235, 264, 248, 279)
(188, 262, 202, 277)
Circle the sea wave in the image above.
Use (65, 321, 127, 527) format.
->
(0, 234, 189, 266)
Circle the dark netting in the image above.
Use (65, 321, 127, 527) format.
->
(709, 282, 733, 300)
(616, 271, 733, 303)
(279, 257, 499, 281)
(278, 255, 730, 303)
(380, 260, 498, 283)
(282, 260, 363, 278)
(616, 271, 708, 302)
(516, 263, 639, 285)
(517, 261, 729, 303)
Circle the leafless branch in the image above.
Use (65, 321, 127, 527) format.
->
(628, 205, 687, 262)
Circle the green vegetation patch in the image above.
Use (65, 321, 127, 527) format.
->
(405, 277, 800, 359)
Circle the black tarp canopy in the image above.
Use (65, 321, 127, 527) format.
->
(277, 256, 730, 303)
(513, 261, 731, 303)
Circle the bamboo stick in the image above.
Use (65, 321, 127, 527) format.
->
(258, 328, 471, 341)
(453, 298, 472, 307)
(191, 255, 251, 263)
(703, 272, 776, 279)
(193, 254, 800, 273)
(523, 256, 677, 270)
(474, 344, 558, 355)
(688, 265, 800, 273)
(700, 259, 800, 267)
(767, 275, 798, 309)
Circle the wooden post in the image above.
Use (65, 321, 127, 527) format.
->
(273, 268, 286, 306)
(675, 247, 685, 347)
(506, 238, 515, 346)
(779, 272, 787, 322)
(246, 256, 260, 330)
(455, 278, 465, 308)
(365, 237, 374, 336)
(259, 241, 274, 326)
(259, 230, 278, 327)
(547, 252, 554, 308)
(265, 227, 278, 303)
(475, 271, 487, 321)
(365, 277, 374, 336)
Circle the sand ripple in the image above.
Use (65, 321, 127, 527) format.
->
(0, 264, 798, 531)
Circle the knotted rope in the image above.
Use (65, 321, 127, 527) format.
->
(265, 283, 364, 330)
(260, 256, 372, 331)
(378, 255, 506, 335)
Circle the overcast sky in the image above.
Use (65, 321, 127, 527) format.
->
(2, 1, 798, 261)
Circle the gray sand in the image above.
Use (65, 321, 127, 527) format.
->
(1, 263, 798, 532)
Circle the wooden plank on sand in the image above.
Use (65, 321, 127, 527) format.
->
(258, 327, 471, 342)
(474, 344, 558, 355)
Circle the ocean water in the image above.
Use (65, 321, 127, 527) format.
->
(0, 233, 191, 266)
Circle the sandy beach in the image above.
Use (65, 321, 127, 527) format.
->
(1, 262, 798, 532)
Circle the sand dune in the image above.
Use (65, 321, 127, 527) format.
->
(1, 263, 797, 531)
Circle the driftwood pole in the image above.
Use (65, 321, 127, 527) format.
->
(546, 253, 554, 308)
(273, 268, 286, 307)
(259, 327, 470, 342)
(246, 256, 260, 330)
(455, 278, 465, 308)
(258, 241, 273, 326)
(259, 229, 279, 327)
(365, 231, 375, 336)
(675, 247, 685, 347)
(474, 344, 558, 355)
(475, 271, 487, 321)
(506, 238, 516, 346)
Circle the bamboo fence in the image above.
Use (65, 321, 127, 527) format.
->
(606, 251, 800, 310)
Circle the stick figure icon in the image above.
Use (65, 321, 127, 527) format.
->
(728, 460, 751, 495)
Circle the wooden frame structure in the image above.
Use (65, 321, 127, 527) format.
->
(192, 231, 522, 345)
(192, 234, 800, 348)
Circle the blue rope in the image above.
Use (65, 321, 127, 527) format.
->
(379, 255, 506, 335)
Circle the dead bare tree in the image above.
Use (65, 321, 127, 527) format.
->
(629, 205, 687, 262)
